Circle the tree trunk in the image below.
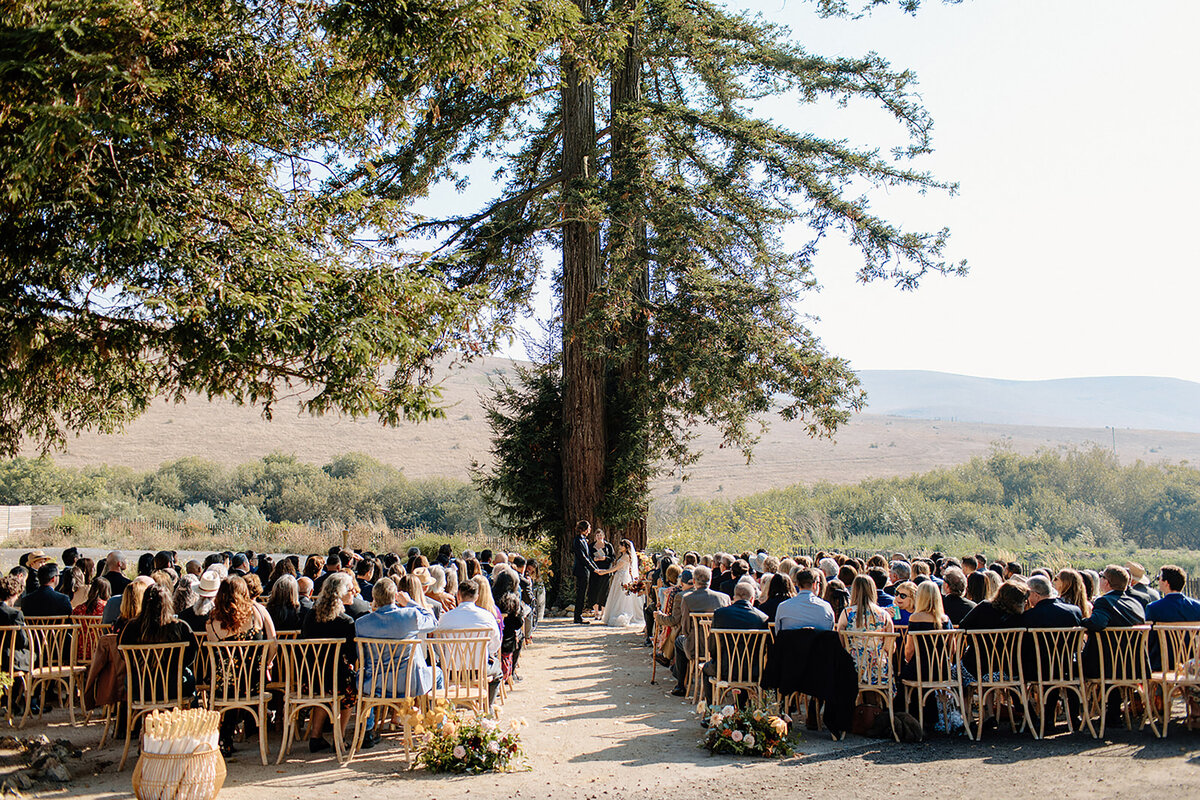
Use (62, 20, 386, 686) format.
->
(559, 0, 606, 589)
(606, 5, 650, 552)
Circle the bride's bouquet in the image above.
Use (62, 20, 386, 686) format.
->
(698, 700, 792, 758)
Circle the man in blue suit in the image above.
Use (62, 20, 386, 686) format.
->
(700, 580, 768, 704)
(1146, 564, 1200, 669)
(354, 577, 438, 748)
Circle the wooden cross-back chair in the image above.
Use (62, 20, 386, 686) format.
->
(203, 639, 274, 765)
(685, 612, 714, 703)
(708, 628, 773, 708)
(1025, 627, 1094, 739)
(962, 628, 1029, 739)
(276, 638, 346, 765)
(1153, 622, 1200, 736)
(347, 638, 421, 765)
(0, 627, 23, 726)
(73, 616, 109, 670)
(424, 629, 490, 713)
(1089, 625, 1158, 738)
(839, 629, 900, 741)
(900, 628, 970, 739)
(118, 641, 191, 770)
(20, 622, 82, 728)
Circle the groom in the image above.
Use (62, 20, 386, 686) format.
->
(572, 520, 599, 624)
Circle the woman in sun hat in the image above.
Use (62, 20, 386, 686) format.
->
(179, 570, 221, 632)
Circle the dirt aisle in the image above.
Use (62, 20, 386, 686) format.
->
(30, 618, 1200, 799)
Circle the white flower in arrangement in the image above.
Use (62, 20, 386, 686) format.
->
(452, 745, 467, 760)
(488, 740, 501, 753)
(709, 714, 723, 727)
(696, 701, 708, 715)
(731, 730, 744, 742)
(743, 734, 755, 748)
(481, 717, 497, 732)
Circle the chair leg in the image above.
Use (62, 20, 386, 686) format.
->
(331, 705, 345, 765)
(257, 704, 269, 766)
(118, 711, 137, 771)
(346, 705, 365, 764)
(276, 707, 293, 765)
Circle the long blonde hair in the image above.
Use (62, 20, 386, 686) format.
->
(121, 580, 149, 622)
(472, 575, 496, 614)
(1056, 568, 1092, 617)
(914, 581, 948, 622)
(314, 573, 352, 623)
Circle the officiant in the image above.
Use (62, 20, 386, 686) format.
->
(586, 529, 615, 618)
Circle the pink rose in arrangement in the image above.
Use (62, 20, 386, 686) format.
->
(743, 734, 755, 748)
(452, 745, 467, 760)
(731, 730, 743, 743)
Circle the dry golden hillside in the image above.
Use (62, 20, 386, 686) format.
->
(26, 357, 1200, 503)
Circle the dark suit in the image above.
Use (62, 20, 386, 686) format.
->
(20, 586, 72, 618)
(0, 604, 31, 672)
(1126, 582, 1160, 608)
(666, 587, 730, 691)
(1020, 597, 1084, 704)
(942, 594, 975, 626)
(103, 571, 130, 596)
(1146, 592, 1200, 669)
(702, 600, 768, 703)
(571, 534, 598, 623)
(1082, 590, 1146, 679)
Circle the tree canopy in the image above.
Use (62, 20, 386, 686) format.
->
(0, 0, 571, 456)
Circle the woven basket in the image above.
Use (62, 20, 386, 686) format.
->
(132, 747, 226, 800)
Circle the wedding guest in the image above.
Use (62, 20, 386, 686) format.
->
(102, 552, 131, 596)
(179, 571, 221, 632)
(1081, 565, 1145, 680)
(940, 567, 976, 626)
(700, 580, 768, 703)
(297, 576, 315, 611)
(775, 568, 835, 632)
(662, 565, 728, 697)
(301, 573, 358, 753)
(108, 576, 151, 632)
(756, 573, 794, 622)
(354, 577, 438, 749)
(206, 576, 277, 756)
(898, 581, 952, 726)
(73, 576, 111, 618)
(1124, 561, 1161, 607)
(493, 569, 527, 679)
(891, 581, 916, 626)
(435, 579, 503, 704)
(22, 563, 72, 617)
(0, 575, 31, 674)
(119, 584, 197, 700)
(266, 575, 305, 632)
(837, 575, 895, 688)
(1053, 569, 1092, 617)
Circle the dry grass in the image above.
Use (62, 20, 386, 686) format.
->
(23, 357, 1200, 506)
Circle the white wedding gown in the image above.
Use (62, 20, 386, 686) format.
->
(601, 553, 643, 627)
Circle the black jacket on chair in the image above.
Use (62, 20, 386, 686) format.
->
(762, 628, 858, 737)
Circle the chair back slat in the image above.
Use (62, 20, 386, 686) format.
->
(27, 622, 78, 672)
(204, 639, 271, 705)
(1155, 622, 1200, 676)
(908, 628, 961, 686)
(120, 641, 189, 706)
(1095, 625, 1152, 683)
(691, 613, 714, 661)
(839, 629, 899, 690)
(279, 638, 344, 703)
(357, 638, 421, 700)
(74, 616, 109, 665)
(425, 629, 490, 710)
(710, 629, 772, 689)
(963, 628, 1025, 684)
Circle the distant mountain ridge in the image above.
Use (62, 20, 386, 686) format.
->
(857, 371, 1200, 433)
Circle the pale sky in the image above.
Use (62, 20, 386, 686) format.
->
(453, 0, 1200, 384)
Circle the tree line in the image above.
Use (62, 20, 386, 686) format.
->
(653, 446, 1200, 557)
(0, 453, 487, 536)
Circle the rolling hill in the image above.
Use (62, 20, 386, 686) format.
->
(21, 360, 1200, 503)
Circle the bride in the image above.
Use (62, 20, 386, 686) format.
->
(598, 539, 642, 627)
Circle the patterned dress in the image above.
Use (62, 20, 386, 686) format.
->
(844, 606, 892, 686)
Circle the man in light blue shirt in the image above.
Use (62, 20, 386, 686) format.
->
(354, 577, 439, 748)
(774, 568, 835, 631)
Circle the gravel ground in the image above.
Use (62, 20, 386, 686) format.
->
(5, 618, 1199, 799)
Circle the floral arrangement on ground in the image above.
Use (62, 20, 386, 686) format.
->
(698, 700, 793, 758)
(395, 700, 527, 774)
